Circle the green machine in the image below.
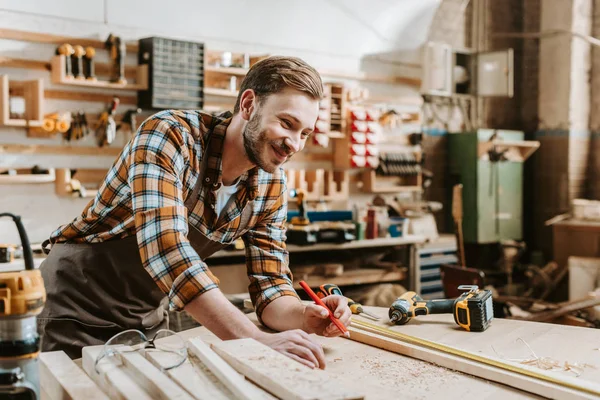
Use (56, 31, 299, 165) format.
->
(448, 129, 539, 244)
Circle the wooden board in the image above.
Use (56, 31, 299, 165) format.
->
(0, 28, 138, 52)
(146, 351, 235, 400)
(211, 338, 364, 400)
(119, 351, 193, 400)
(347, 307, 600, 400)
(39, 351, 109, 400)
(187, 337, 271, 400)
(82, 345, 153, 400)
(349, 326, 599, 400)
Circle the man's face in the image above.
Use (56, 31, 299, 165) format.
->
(243, 87, 319, 173)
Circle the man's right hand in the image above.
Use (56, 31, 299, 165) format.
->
(254, 330, 326, 369)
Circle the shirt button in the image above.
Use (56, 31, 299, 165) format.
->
(205, 177, 210, 183)
(213, 182, 222, 190)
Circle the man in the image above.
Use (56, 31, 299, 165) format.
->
(38, 56, 350, 369)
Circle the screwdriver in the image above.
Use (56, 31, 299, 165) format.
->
(317, 283, 380, 321)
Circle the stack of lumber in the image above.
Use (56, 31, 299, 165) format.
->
(40, 335, 365, 400)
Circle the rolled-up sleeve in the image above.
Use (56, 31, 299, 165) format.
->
(128, 115, 219, 310)
(243, 176, 299, 322)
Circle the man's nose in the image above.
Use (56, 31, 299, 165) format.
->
(284, 136, 302, 153)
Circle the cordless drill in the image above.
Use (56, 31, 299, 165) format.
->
(389, 285, 494, 332)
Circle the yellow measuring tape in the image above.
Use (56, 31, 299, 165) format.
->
(351, 319, 600, 397)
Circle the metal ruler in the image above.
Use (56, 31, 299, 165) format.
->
(351, 319, 600, 397)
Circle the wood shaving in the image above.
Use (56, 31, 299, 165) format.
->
(492, 338, 597, 377)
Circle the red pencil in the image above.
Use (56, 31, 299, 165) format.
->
(299, 280, 350, 338)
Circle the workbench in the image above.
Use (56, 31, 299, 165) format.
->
(150, 307, 600, 399)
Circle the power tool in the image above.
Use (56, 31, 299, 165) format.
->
(0, 213, 46, 399)
(389, 285, 493, 332)
(287, 189, 318, 245)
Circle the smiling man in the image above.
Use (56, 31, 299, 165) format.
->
(38, 56, 351, 369)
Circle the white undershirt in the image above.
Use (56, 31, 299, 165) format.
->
(215, 181, 240, 218)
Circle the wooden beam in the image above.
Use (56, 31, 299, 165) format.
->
(0, 143, 122, 156)
(0, 28, 138, 52)
(348, 325, 600, 400)
(39, 351, 109, 400)
(119, 351, 194, 400)
(519, 297, 600, 322)
(82, 345, 153, 400)
(145, 351, 234, 400)
(45, 89, 137, 105)
(186, 337, 267, 400)
(0, 56, 138, 79)
(211, 338, 365, 400)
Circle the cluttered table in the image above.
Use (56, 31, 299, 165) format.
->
(41, 306, 600, 400)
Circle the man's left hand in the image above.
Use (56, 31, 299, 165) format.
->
(302, 295, 351, 337)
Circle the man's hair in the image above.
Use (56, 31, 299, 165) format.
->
(233, 56, 323, 113)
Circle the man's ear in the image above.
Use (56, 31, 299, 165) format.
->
(239, 89, 257, 121)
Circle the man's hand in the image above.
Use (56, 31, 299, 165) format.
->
(254, 330, 326, 369)
(302, 295, 351, 337)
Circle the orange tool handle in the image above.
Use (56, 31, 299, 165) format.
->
(299, 281, 350, 338)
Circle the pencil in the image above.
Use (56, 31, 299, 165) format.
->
(299, 280, 350, 338)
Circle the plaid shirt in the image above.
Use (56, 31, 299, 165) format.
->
(49, 110, 298, 318)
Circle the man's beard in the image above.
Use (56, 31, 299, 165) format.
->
(243, 110, 292, 173)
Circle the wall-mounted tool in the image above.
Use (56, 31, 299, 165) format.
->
(120, 107, 142, 134)
(72, 45, 86, 80)
(84, 46, 97, 81)
(96, 97, 119, 147)
(105, 34, 126, 84)
(389, 285, 494, 332)
(0, 213, 46, 399)
(56, 43, 74, 78)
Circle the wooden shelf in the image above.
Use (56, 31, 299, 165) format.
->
(0, 168, 55, 184)
(326, 131, 345, 139)
(362, 170, 422, 194)
(0, 75, 44, 127)
(293, 267, 407, 290)
(204, 87, 239, 98)
(0, 143, 122, 156)
(205, 66, 248, 76)
(51, 56, 148, 90)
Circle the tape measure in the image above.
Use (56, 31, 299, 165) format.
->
(350, 319, 600, 397)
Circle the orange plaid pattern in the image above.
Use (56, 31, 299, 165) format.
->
(49, 110, 298, 317)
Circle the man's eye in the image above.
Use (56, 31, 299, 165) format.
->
(281, 119, 292, 129)
(302, 131, 311, 138)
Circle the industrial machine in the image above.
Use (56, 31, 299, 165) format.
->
(389, 285, 493, 332)
(0, 213, 46, 399)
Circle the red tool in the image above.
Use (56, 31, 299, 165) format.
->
(299, 281, 350, 338)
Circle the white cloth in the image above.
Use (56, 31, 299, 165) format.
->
(215, 181, 240, 218)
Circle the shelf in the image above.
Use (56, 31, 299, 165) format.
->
(0, 75, 44, 127)
(0, 143, 122, 156)
(0, 168, 55, 184)
(361, 170, 422, 194)
(51, 56, 148, 90)
(204, 87, 239, 98)
(293, 267, 407, 290)
(205, 66, 248, 76)
(326, 131, 345, 139)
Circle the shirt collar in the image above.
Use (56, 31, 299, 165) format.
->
(202, 111, 259, 200)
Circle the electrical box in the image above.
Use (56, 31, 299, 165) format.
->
(421, 42, 514, 98)
(138, 37, 205, 110)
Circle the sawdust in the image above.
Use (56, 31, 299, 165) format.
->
(493, 338, 598, 377)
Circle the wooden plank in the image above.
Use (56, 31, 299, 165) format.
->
(0, 143, 122, 156)
(39, 351, 109, 400)
(45, 89, 137, 105)
(119, 351, 193, 400)
(211, 338, 365, 400)
(0, 56, 137, 79)
(186, 337, 267, 400)
(519, 297, 600, 322)
(82, 345, 153, 400)
(145, 351, 235, 400)
(292, 267, 405, 290)
(348, 325, 600, 400)
(0, 28, 138, 52)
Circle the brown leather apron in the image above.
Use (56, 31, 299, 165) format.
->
(38, 125, 254, 359)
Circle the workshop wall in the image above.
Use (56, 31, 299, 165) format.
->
(0, 0, 450, 243)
